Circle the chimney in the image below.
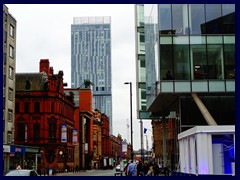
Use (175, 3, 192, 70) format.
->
(50, 67, 54, 75)
(39, 59, 50, 75)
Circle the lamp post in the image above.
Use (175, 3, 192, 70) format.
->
(124, 82, 133, 161)
(59, 151, 63, 172)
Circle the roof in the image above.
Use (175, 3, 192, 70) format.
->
(16, 72, 48, 91)
(178, 125, 235, 140)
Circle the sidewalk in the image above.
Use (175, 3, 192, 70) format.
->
(53, 169, 95, 176)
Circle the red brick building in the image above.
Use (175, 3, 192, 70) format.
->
(65, 82, 94, 170)
(101, 113, 111, 168)
(15, 59, 76, 174)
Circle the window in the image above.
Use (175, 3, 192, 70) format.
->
(34, 102, 40, 113)
(49, 123, 56, 143)
(8, 88, 13, 101)
(8, 109, 13, 122)
(9, 66, 14, 79)
(224, 44, 235, 79)
(10, 24, 14, 38)
(51, 102, 54, 113)
(24, 102, 29, 113)
(17, 123, 25, 141)
(3, 53, 6, 65)
(34, 123, 40, 142)
(7, 131, 12, 144)
(15, 102, 20, 113)
(9, 45, 14, 58)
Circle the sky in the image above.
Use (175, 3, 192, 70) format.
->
(6, 4, 153, 150)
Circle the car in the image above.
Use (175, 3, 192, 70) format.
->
(116, 164, 121, 171)
(5, 169, 39, 176)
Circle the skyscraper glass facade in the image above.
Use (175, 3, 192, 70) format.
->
(71, 17, 112, 133)
(135, 4, 235, 125)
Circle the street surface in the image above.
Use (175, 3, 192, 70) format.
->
(54, 168, 123, 176)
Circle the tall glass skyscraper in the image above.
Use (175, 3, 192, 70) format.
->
(71, 16, 112, 134)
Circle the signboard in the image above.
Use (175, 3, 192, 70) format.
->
(72, 129, 78, 145)
(10, 146, 25, 153)
(85, 143, 88, 153)
(3, 145, 10, 153)
(122, 141, 127, 152)
(61, 124, 67, 143)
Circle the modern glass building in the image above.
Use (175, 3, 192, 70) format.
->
(135, 4, 235, 169)
(71, 17, 112, 134)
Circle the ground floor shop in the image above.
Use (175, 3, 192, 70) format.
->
(3, 144, 39, 175)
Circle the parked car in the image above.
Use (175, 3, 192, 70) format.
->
(5, 169, 39, 176)
(116, 164, 121, 171)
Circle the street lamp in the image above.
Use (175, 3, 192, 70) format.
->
(124, 82, 133, 161)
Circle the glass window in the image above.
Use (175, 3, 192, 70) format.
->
(34, 102, 40, 113)
(160, 45, 173, 80)
(15, 102, 20, 113)
(222, 4, 235, 16)
(24, 102, 29, 113)
(17, 123, 25, 141)
(190, 44, 207, 80)
(51, 102, 54, 113)
(9, 45, 14, 58)
(172, 4, 189, 35)
(8, 88, 13, 101)
(10, 24, 14, 38)
(8, 109, 13, 122)
(159, 4, 172, 34)
(205, 4, 222, 34)
(222, 4, 235, 34)
(7, 131, 12, 143)
(189, 4, 205, 35)
(224, 44, 235, 79)
(205, 4, 222, 22)
(34, 123, 40, 142)
(173, 45, 190, 80)
(9, 67, 14, 79)
(49, 123, 56, 143)
(207, 45, 224, 79)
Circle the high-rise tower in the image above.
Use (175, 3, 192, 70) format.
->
(71, 16, 112, 134)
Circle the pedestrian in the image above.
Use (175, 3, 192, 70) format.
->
(153, 162, 160, 176)
(166, 70, 173, 80)
(136, 161, 143, 176)
(124, 162, 130, 176)
(127, 160, 136, 176)
(142, 162, 149, 176)
(163, 166, 170, 176)
(75, 165, 79, 173)
(146, 163, 153, 176)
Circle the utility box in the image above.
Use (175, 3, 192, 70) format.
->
(178, 126, 235, 176)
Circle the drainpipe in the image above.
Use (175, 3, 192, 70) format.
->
(191, 93, 217, 126)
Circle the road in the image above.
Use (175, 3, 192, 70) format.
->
(55, 168, 124, 176)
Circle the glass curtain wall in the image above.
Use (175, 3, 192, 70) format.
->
(158, 4, 235, 81)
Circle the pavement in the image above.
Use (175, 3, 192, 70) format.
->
(53, 169, 95, 176)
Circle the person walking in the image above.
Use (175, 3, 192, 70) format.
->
(146, 163, 154, 176)
(127, 160, 136, 176)
(124, 162, 130, 176)
(136, 161, 143, 176)
(163, 166, 170, 176)
(153, 162, 160, 176)
(142, 162, 149, 176)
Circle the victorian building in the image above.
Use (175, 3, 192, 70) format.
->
(15, 59, 75, 174)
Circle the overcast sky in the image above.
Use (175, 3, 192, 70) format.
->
(6, 4, 152, 150)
